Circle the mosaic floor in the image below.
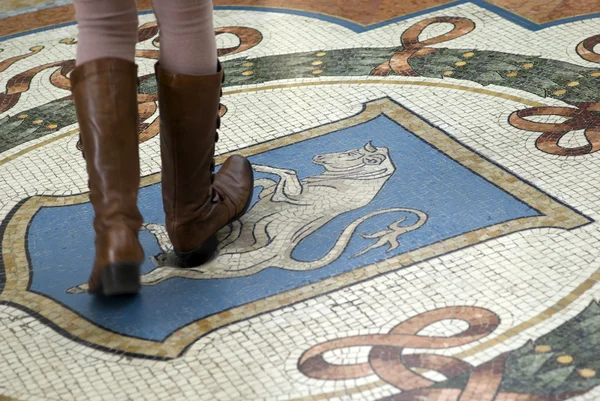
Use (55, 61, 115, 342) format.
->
(2, 1, 600, 400)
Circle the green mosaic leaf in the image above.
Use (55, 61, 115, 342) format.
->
(534, 366, 575, 390)
(4, 45, 600, 154)
(499, 301, 600, 395)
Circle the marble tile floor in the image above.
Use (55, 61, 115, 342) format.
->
(1, 1, 600, 400)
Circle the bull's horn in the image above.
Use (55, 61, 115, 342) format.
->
(364, 141, 377, 153)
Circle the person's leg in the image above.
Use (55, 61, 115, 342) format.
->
(74, 0, 139, 64)
(151, 0, 217, 75)
(71, 0, 144, 295)
(152, 0, 253, 267)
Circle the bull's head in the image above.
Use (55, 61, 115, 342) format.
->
(312, 142, 394, 178)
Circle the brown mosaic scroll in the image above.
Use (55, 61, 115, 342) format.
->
(508, 103, 600, 156)
(576, 34, 600, 64)
(299, 305, 583, 401)
(136, 92, 158, 142)
(1, 22, 160, 115)
(0, 60, 73, 113)
(371, 17, 475, 76)
(215, 26, 262, 57)
(299, 306, 499, 386)
(2, 21, 254, 152)
(138, 21, 159, 42)
(509, 34, 600, 156)
(141, 25, 262, 59)
(378, 353, 549, 401)
(49, 60, 75, 90)
(135, 21, 160, 59)
(0, 45, 44, 73)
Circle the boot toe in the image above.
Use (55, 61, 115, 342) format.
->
(217, 155, 254, 217)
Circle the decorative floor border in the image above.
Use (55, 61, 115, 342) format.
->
(0, 78, 547, 166)
(0, 97, 592, 359)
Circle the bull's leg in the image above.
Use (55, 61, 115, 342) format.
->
(139, 266, 202, 286)
(253, 164, 303, 202)
(255, 178, 277, 199)
(142, 223, 172, 253)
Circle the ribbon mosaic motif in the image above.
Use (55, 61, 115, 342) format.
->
(0, 23, 261, 150)
(299, 303, 600, 401)
(2, 16, 600, 157)
(371, 17, 475, 77)
(509, 103, 600, 156)
(508, 34, 600, 156)
(299, 306, 506, 401)
(367, 17, 600, 158)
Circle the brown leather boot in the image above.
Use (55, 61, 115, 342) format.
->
(71, 58, 144, 295)
(155, 62, 254, 267)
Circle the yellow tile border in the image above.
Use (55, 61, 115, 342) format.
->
(223, 79, 546, 108)
(0, 97, 591, 361)
(0, 129, 78, 168)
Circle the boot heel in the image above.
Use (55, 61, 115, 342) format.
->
(98, 262, 141, 296)
(176, 235, 218, 268)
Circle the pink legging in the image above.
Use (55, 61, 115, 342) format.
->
(74, 0, 217, 75)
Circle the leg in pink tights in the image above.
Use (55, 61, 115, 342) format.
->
(152, 0, 218, 75)
(74, 0, 217, 74)
(73, 0, 139, 65)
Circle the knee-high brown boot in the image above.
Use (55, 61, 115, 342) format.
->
(71, 58, 144, 295)
(155, 62, 253, 267)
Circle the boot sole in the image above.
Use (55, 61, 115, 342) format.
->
(91, 262, 141, 296)
(176, 235, 219, 268)
(176, 159, 255, 268)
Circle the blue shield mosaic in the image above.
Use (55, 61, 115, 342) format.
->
(13, 99, 588, 348)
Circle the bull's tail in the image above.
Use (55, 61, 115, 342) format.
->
(65, 266, 190, 292)
(354, 209, 428, 257)
(280, 208, 427, 271)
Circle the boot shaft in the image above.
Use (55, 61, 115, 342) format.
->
(155, 63, 223, 235)
(156, 63, 222, 209)
(155, 62, 253, 256)
(70, 58, 144, 274)
(71, 58, 142, 229)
